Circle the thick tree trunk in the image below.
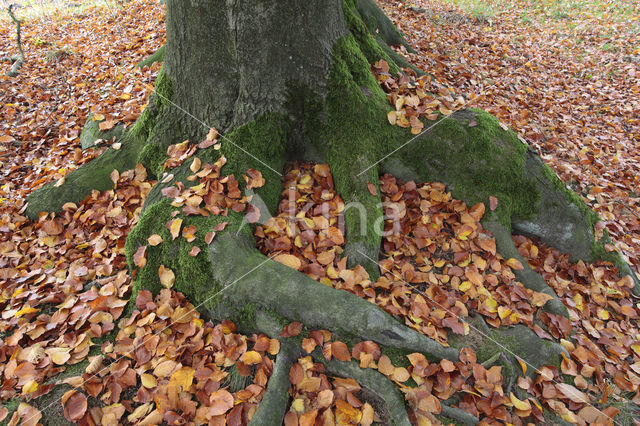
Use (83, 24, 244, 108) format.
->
(23, 0, 640, 423)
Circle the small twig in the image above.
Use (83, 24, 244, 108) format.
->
(614, 199, 640, 221)
(7, 3, 25, 77)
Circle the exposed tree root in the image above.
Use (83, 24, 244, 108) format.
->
(207, 231, 460, 362)
(248, 342, 300, 426)
(482, 218, 569, 318)
(20, 1, 640, 424)
(314, 351, 412, 426)
(136, 44, 165, 69)
(440, 404, 479, 426)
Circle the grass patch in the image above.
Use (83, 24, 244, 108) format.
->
(0, 0, 122, 22)
(447, 0, 497, 23)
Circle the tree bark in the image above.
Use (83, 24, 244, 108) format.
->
(23, 0, 640, 423)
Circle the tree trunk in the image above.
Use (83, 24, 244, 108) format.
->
(24, 0, 640, 423)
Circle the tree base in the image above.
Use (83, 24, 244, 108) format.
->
(21, 0, 640, 422)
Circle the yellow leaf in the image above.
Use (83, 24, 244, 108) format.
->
(14, 305, 38, 318)
(517, 358, 527, 375)
(158, 265, 175, 289)
(22, 380, 39, 395)
(387, 111, 397, 125)
(510, 392, 531, 410)
(485, 298, 498, 313)
(291, 398, 305, 413)
(457, 229, 472, 240)
(168, 218, 183, 240)
(498, 306, 512, 320)
(169, 366, 194, 391)
(459, 281, 472, 292)
(190, 157, 201, 173)
(597, 308, 610, 320)
(141, 374, 157, 388)
(505, 258, 524, 270)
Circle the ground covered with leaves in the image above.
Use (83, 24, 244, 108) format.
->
(1, 0, 639, 425)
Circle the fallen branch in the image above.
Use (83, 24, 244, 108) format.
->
(6, 3, 24, 77)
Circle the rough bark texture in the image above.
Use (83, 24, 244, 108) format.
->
(164, 0, 346, 132)
(23, 0, 640, 422)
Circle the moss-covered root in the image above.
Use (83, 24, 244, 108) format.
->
(24, 69, 173, 220)
(383, 109, 599, 260)
(248, 341, 299, 426)
(208, 231, 459, 362)
(450, 315, 568, 380)
(483, 218, 569, 318)
(353, 0, 415, 53)
(315, 352, 412, 426)
(441, 404, 479, 426)
(137, 44, 165, 69)
(512, 147, 597, 261)
(24, 130, 145, 219)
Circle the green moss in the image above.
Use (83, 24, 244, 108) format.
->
(296, 33, 412, 275)
(137, 44, 165, 68)
(380, 346, 412, 369)
(385, 109, 539, 228)
(125, 199, 245, 305)
(0, 399, 19, 426)
(434, 414, 464, 426)
(138, 143, 169, 179)
(343, 0, 401, 75)
(228, 302, 257, 334)
(539, 161, 599, 229)
(220, 113, 290, 213)
(474, 330, 518, 364)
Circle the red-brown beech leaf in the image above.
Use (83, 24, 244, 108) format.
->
(62, 391, 87, 421)
(246, 204, 261, 223)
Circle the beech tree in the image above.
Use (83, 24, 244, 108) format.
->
(24, 0, 639, 423)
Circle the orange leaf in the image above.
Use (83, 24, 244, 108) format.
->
(489, 196, 498, 211)
(133, 246, 147, 268)
(274, 254, 302, 271)
(147, 234, 163, 246)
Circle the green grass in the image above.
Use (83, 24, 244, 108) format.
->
(445, 0, 639, 24)
(0, 0, 120, 21)
(447, 0, 497, 23)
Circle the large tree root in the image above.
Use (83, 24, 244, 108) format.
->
(382, 108, 640, 302)
(136, 44, 165, 69)
(207, 230, 459, 362)
(440, 404, 479, 426)
(315, 351, 412, 426)
(248, 341, 300, 426)
(482, 218, 569, 317)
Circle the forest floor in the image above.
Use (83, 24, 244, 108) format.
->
(0, 0, 639, 425)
